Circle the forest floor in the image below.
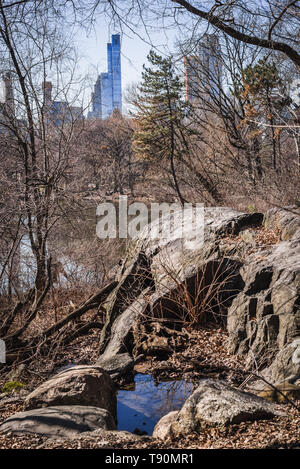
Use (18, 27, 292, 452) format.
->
(0, 326, 299, 449)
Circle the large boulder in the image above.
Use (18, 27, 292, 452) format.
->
(153, 379, 283, 438)
(96, 353, 134, 380)
(226, 208, 300, 369)
(100, 208, 254, 357)
(100, 288, 151, 358)
(152, 410, 178, 439)
(0, 406, 116, 438)
(249, 338, 300, 393)
(24, 365, 116, 419)
(99, 206, 300, 389)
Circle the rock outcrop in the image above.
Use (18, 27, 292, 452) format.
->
(0, 406, 116, 438)
(24, 365, 116, 419)
(153, 379, 283, 438)
(96, 353, 134, 380)
(98, 206, 300, 390)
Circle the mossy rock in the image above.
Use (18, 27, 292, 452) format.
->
(1, 381, 25, 394)
(258, 382, 300, 403)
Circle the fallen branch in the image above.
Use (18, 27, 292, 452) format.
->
(32, 280, 117, 343)
(0, 287, 35, 337)
(62, 321, 103, 346)
(2, 280, 118, 363)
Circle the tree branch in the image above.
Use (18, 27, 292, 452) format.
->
(171, 0, 300, 68)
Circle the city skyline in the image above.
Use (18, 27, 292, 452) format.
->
(75, 18, 178, 115)
(88, 34, 122, 119)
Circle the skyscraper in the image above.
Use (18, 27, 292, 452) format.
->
(0, 72, 16, 134)
(184, 34, 222, 103)
(88, 34, 122, 119)
(42, 81, 84, 127)
(0, 72, 15, 118)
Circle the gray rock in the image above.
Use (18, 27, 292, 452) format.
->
(96, 353, 134, 379)
(100, 206, 300, 387)
(160, 379, 283, 436)
(37, 428, 150, 448)
(152, 410, 178, 439)
(264, 206, 300, 241)
(226, 231, 300, 366)
(100, 208, 249, 357)
(101, 288, 151, 358)
(250, 338, 300, 392)
(0, 406, 116, 438)
(99, 250, 154, 354)
(24, 365, 116, 419)
(71, 428, 145, 442)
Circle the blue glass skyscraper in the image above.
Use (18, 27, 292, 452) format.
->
(88, 34, 122, 119)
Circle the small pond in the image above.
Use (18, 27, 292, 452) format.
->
(117, 373, 195, 435)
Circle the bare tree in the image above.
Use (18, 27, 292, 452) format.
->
(0, 1, 86, 338)
(174, 31, 300, 207)
(78, 110, 141, 197)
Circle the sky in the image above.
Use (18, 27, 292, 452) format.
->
(73, 14, 185, 115)
(72, 5, 300, 115)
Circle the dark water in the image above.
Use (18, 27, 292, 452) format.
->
(117, 373, 195, 435)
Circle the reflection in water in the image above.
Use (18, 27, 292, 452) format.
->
(117, 373, 195, 435)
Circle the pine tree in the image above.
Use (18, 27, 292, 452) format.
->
(131, 50, 189, 205)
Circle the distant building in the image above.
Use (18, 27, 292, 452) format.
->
(184, 56, 201, 103)
(42, 81, 84, 127)
(0, 72, 15, 132)
(88, 34, 122, 120)
(184, 34, 222, 103)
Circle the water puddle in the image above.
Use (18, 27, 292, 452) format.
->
(117, 373, 195, 435)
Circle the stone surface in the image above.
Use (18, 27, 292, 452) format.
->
(157, 379, 283, 437)
(75, 428, 143, 442)
(152, 410, 178, 439)
(0, 406, 116, 438)
(249, 339, 300, 392)
(227, 240, 300, 363)
(24, 365, 116, 419)
(37, 428, 151, 448)
(100, 208, 250, 357)
(264, 206, 300, 241)
(99, 206, 300, 389)
(225, 208, 300, 371)
(101, 288, 151, 358)
(96, 353, 134, 379)
(99, 250, 154, 354)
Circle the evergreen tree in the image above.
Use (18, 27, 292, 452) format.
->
(131, 50, 189, 205)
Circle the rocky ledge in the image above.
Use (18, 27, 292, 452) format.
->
(98, 206, 300, 394)
(0, 206, 299, 444)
